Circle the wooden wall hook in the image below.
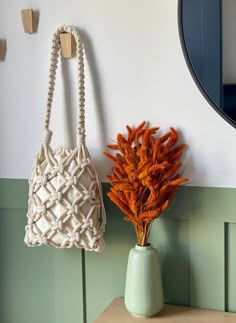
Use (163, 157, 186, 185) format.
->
(0, 39, 7, 61)
(21, 9, 37, 34)
(59, 33, 76, 58)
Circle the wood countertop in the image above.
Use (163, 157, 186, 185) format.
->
(94, 298, 236, 323)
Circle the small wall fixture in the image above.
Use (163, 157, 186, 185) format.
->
(0, 39, 7, 61)
(21, 9, 37, 34)
(59, 33, 76, 58)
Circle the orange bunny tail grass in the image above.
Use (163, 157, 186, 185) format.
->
(107, 191, 134, 219)
(104, 121, 189, 247)
(126, 121, 146, 144)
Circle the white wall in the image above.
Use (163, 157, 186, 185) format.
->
(223, 0, 236, 83)
(0, 0, 236, 187)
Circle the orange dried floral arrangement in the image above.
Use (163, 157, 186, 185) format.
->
(104, 121, 189, 247)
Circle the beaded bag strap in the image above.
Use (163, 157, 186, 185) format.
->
(43, 25, 85, 146)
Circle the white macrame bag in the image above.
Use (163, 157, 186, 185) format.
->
(24, 25, 106, 251)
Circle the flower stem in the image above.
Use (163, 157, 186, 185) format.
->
(134, 222, 152, 246)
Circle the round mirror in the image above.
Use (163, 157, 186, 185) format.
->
(178, 0, 236, 128)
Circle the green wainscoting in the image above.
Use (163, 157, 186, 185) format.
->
(0, 179, 84, 323)
(0, 179, 236, 323)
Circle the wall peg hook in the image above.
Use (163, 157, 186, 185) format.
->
(21, 9, 37, 34)
(59, 33, 76, 58)
(0, 39, 7, 61)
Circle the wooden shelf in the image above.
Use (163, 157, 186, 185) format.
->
(94, 298, 236, 323)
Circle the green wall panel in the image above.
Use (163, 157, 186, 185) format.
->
(85, 183, 136, 323)
(0, 179, 84, 323)
(53, 249, 83, 323)
(0, 208, 55, 323)
(227, 223, 236, 312)
(1, 179, 236, 323)
(0, 178, 28, 209)
(189, 220, 224, 310)
(84, 217, 135, 323)
(150, 218, 190, 306)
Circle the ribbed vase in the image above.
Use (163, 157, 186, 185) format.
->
(124, 244, 164, 317)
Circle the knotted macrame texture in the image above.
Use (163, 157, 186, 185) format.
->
(25, 146, 105, 251)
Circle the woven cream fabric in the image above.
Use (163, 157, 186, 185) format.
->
(24, 25, 106, 251)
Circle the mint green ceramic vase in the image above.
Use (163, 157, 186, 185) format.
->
(124, 244, 164, 317)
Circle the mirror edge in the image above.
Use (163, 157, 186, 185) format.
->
(177, 0, 236, 129)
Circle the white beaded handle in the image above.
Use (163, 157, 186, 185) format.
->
(44, 25, 86, 146)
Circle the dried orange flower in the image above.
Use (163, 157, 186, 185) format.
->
(104, 121, 189, 246)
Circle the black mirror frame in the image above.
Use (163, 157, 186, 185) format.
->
(177, 0, 236, 129)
